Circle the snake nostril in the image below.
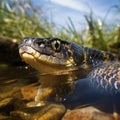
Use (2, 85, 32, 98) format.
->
(23, 37, 30, 43)
(22, 37, 33, 45)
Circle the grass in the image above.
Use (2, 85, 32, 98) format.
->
(0, 0, 120, 54)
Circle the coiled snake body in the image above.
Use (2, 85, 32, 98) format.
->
(19, 37, 120, 101)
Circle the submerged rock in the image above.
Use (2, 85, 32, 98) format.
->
(11, 104, 66, 120)
(21, 83, 39, 101)
(0, 98, 13, 108)
(0, 36, 22, 65)
(0, 114, 11, 120)
(62, 106, 116, 120)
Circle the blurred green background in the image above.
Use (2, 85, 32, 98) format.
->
(0, 0, 120, 54)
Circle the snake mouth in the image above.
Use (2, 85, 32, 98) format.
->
(19, 45, 77, 74)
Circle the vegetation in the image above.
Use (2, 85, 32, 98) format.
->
(0, 0, 120, 53)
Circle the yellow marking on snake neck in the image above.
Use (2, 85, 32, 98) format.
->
(66, 57, 75, 67)
(102, 52, 110, 63)
(83, 53, 87, 64)
(81, 53, 89, 68)
(65, 45, 76, 67)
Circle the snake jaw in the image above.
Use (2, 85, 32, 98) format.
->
(19, 44, 77, 74)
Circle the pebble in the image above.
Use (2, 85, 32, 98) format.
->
(62, 106, 116, 120)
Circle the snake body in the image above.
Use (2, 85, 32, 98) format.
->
(19, 37, 120, 96)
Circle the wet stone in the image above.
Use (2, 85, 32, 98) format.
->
(11, 103, 66, 120)
(0, 98, 13, 108)
(0, 97, 27, 118)
(0, 36, 23, 65)
(21, 83, 39, 101)
(0, 97, 14, 116)
(0, 114, 11, 120)
(62, 106, 115, 120)
(0, 87, 21, 100)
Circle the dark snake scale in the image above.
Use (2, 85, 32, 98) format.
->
(19, 37, 120, 95)
(88, 63, 120, 94)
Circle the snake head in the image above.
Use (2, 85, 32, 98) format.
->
(19, 37, 84, 74)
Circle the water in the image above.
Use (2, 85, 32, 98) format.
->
(0, 64, 88, 107)
(0, 65, 38, 100)
(0, 64, 120, 118)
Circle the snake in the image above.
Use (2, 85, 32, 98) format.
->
(19, 37, 120, 98)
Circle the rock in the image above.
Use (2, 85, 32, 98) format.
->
(11, 110, 31, 120)
(0, 98, 14, 119)
(32, 104, 66, 120)
(0, 114, 11, 120)
(21, 83, 39, 101)
(0, 97, 26, 117)
(62, 106, 115, 120)
(0, 36, 24, 65)
(11, 104, 66, 120)
(0, 87, 21, 100)
(0, 98, 13, 108)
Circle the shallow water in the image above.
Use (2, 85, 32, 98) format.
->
(0, 65, 38, 99)
(0, 64, 120, 118)
(0, 65, 87, 107)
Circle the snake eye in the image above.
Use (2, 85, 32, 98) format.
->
(52, 40, 61, 52)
